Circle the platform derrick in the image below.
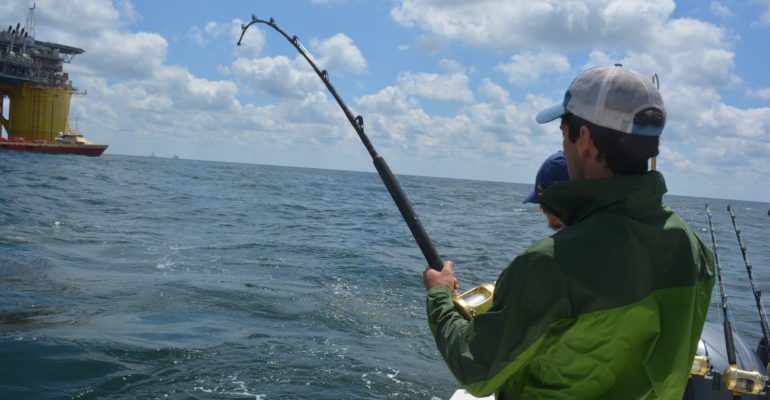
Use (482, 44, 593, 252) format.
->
(0, 4, 107, 156)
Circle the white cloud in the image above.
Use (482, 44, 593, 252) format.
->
(496, 51, 570, 86)
(577, 23, 739, 99)
(747, 87, 770, 100)
(657, 82, 770, 193)
(416, 34, 450, 53)
(357, 86, 416, 115)
(356, 68, 558, 173)
(659, 146, 698, 173)
(754, 0, 770, 26)
(187, 26, 206, 46)
(648, 18, 738, 87)
(438, 58, 464, 73)
(478, 79, 510, 104)
(78, 30, 168, 80)
(699, 103, 770, 141)
(356, 63, 475, 113)
(204, 21, 226, 37)
(187, 19, 265, 57)
(229, 55, 323, 99)
(354, 65, 554, 170)
(657, 84, 770, 171)
(391, 0, 675, 51)
(33, 0, 122, 35)
(584, 50, 620, 69)
(312, 33, 367, 74)
(187, 21, 229, 46)
(393, 1, 738, 89)
(152, 66, 240, 112)
(118, 0, 140, 22)
(396, 71, 474, 102)
(710, 1, 733, 19)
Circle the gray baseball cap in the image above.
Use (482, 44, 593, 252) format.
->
(536, 65, 666, 136)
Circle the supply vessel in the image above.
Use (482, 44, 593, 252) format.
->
(0, 6, 107, 156)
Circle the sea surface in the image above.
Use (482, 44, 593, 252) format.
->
(1, 152, 769, 400)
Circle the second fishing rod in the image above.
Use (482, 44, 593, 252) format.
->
(727, 205, 770, 375)
(706, 203, 766, 397)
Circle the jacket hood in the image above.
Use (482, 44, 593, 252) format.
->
(540, 170, 668, 227)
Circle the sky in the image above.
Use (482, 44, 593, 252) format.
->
(1, 0, 769, 202)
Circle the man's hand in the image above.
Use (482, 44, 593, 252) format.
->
(423, 260, 460, 292)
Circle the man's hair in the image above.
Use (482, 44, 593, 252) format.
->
(562, 108, 663, 176)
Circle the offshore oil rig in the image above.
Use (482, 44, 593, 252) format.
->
(0, 5, 106, 156)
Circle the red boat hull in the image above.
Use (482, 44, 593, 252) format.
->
(0, 139, 108, 156)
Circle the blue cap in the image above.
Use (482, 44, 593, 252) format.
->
(522, 151, 570, 204)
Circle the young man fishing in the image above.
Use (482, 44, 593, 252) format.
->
(423, 65, 716, 399)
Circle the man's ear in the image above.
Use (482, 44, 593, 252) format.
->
(578, 125, 593, 155)
(578, 125, 603, 166)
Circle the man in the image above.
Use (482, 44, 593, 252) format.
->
(423, 65, 715, 399)
(522, 151, 570, 231)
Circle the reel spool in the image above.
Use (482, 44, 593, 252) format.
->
(723, 365, 767, 395)
(691, 355, 711, 376)
(452, 283, 495, 320)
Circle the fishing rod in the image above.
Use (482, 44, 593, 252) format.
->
(237, 16, 443, 271)
(706, 204, 739, 370)
(706, 203, 766, 397)
(727, 205, 770, 371)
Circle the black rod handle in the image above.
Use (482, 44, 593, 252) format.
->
(373, 156, 443, 270)
(723, 319, 737, 366)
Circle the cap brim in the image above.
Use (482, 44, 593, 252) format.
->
(522, 190, 538, 204)
(536, 103, 567, 124)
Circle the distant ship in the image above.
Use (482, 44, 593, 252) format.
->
(0, 5, 107, 156)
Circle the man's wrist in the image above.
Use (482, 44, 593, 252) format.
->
(427, 285, 452, 296)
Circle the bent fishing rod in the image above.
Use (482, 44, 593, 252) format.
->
(728, 205, 770, 369)
(238, 16, 444, 271)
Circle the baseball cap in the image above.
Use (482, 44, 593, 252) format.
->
(522, 151, 570, 204)
(536, 65, 665, 136)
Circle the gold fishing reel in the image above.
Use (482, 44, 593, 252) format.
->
(452, 282, 495, 320)
(723, 365, 768, 395)
(690, 355, 711, 376)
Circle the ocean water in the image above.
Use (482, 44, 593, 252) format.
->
(1, 152, 768, 399)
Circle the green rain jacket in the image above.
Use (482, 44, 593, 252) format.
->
(427, 171, 715, 399)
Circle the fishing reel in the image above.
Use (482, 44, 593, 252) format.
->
(452, 282, 495, 320)
(723, 365, 768, 395)
(690, 355, 711, 376)
(689, 351, 768, 395)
